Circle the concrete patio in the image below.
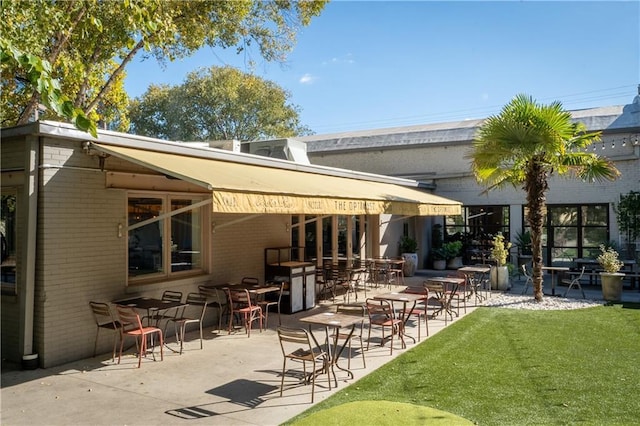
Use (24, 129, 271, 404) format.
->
(2, 270, 638, 426)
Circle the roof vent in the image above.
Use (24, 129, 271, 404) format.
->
(241, 139, 310, 164)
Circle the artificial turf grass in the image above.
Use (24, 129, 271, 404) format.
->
(292, 400, 473, 425)
(287, 302, 640, 425)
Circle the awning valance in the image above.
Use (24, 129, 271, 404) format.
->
(92, 143, 461, 216)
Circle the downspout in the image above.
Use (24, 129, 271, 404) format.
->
(20, 135, 39, 368)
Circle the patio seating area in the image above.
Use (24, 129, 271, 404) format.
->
(3, 270, 640, 426)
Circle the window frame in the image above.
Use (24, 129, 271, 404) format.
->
(445, 205, 510, 240)
(1, 188, 18, 295)
(522, 203, 609, 265)
(127, 191, 208, 285)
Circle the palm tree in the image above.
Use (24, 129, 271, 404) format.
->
(469, 94, 620, 301)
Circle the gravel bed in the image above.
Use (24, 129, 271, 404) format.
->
(483, 293, 605, 310)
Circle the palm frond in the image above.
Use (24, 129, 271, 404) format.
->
(561, 154, 621, 182)
(470, 93, 619, 192)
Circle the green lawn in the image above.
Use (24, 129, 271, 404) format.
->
(286, 302, 640, 425)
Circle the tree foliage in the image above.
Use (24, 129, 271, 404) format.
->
(1, 0, 327, 132)
(469, 94, 620, 301)
(129, 66, 312, 141)
(0, 38, 97, 136)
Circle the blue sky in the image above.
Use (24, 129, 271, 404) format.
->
(124, 1, 639, 135)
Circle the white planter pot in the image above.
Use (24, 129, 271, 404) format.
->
(433, 259, 447, 270)
(601, 272, 624, 301)
(402, 253, 418, 277)
(447, 256, 463, 270)
(490, 266, 510, 290)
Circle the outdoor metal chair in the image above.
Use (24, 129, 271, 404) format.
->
(521, 264, 534, 295)
(316, 267, 335, 302)
(167, 292, 208, 354)
(226, 287, 262, 337)
(117, 305, 163, 368)
(365, 298, 403, 355)
(423, 281, 452, 325)
(277, 326, 331, 403)
(198, 285, 229, 331)
(333, 303, 367, 369)
(240, 277, 260, 286)
(562, 266, 586, 299)
(399, 286, 430, 341)
(446, 272, 469, 316)
(142, 290, 183, 327)
(260, 281, 285, 328)
(89, 301, 123, 362)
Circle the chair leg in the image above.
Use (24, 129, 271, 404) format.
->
(425, 307, 429, 337)
(158, 331, 164, 361)
(137, 336, 144, 368)
(118, 335, 124, 365)
(358, 332, 366, 368)
(176, 322, 185, 354)
(310, 360, 315, 403)
(111, 331, 120, 362)
(324, 357, 332, 398)
(280, 359, 286, 397)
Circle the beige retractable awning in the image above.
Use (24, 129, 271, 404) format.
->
(93, 143, 461, 216)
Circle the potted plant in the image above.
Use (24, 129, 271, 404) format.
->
(490, 233, 512, 290)
(431, 247, 447, 270)
(399, 235, 418, 277)
(443, 241, 463, 269)
(597, 244, 625, 301)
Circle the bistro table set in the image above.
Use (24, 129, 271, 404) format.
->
(282, 264, 494, 401)
(100, 279, 284, 368)
(94, 264, 493, 402)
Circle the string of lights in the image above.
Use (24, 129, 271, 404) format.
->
(588, 134, 640, 151)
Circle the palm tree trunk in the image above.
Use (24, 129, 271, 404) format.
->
(525, 159, 549, 302)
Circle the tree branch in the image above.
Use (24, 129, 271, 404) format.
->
(16, 2, 88, 124)
(85, 39, 145, 113)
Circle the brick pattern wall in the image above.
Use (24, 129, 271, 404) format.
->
(210, 213, 290, 284)
(24, 138, 291, 366)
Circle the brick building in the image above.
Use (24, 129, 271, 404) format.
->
(299, 98, 640, 267)
(1, 121, 459, 367)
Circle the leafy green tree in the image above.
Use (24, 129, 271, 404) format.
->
(1, 0, 327, 131)
(0, 39, 96, 136)
(129, 66, 312, 141)
(469, 94, 620, 301)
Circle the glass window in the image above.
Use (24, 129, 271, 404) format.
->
(550, 206, 578, 226)
(303, 215, 317, 261)
(530, 203, 609, 265)
(1, 190, 17, 295)
(352, 216, 361, 257)
(446, 205, 509, 264)
(582, 204, 608, 226)
(445, 205, 510, 240)
(170, 199, 202, 273)
(128, 194, 204, 282)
